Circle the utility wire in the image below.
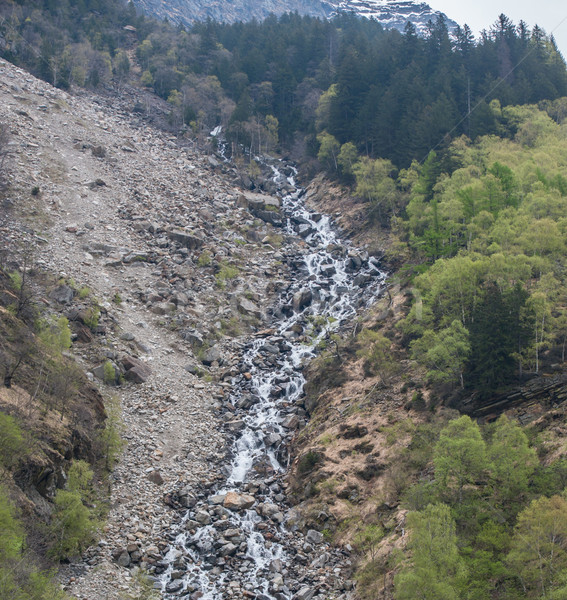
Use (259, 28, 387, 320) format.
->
(421, 13, 567, 164)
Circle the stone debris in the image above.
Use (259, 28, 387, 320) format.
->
(0, 57, 360, 600)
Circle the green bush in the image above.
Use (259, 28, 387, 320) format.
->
(0, 413, 26, 468)
(49, 461, 98, 560)
(103, 361, 117, 385)
(197, 251, 211, 267)
(297, 451, 322, 474)
(0, 487, 68, 599)
(215, 261, 239, 288)
(99, 396, 125, 471)
(39, 316, 72, 352)
(83, 306, 100, 330)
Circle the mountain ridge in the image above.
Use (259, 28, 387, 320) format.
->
(132, 0, 457, 34)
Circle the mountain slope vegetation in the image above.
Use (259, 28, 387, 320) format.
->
(1, 2, 565, 168)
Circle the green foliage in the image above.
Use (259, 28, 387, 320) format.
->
(487, 415, 537, 505)
(9, 271, 22, 291)
(411, 319, 470, 388)
(433, 416, 487, 502)
(356, 329, 398, 382)
(0, 412, 26, 468)
(49, 461, 98, 560)
(99, 395, 125, 471)
(394, 503, 468, 600)
(506, 495, 567, 598)
(0, 487, 69, 599)
(297, 451, 321, 474)
(353, 157, 401, 223)
(83, 305, 100, 330)
(197, 251, 212, 267)
(317, 131, 340, 172)
(39, 316, 72, 352)
(215, 261, 239, 288)
(0, 487, 24, 561)
(337, 142, 358, 178)
(353, 524, 384, 560)
(103, 360, 117, 385)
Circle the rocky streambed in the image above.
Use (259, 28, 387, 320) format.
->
(154, 160, 386, 600)
(0, 57, 383, 600)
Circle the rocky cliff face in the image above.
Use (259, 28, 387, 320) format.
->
(133, 0, 330, 26)
(132, 0, 456, 33)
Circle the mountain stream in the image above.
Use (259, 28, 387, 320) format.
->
(159, 160, 386, 599)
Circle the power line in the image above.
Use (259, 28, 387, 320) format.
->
(421, 13, 567, 164)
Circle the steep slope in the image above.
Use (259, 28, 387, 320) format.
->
(132, 0, 456, 32)
(0, 57, 296, 597)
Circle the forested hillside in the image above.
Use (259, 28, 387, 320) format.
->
(1, 1, 565, 168)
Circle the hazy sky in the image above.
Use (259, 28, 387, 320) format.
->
(429, 1, 567, 58)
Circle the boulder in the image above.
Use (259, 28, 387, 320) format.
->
(181, 329, 204, 347)
(201, 345, 223, 366)
(306, 529, 323, 545)
(252, 209, 283, 227)
(237, 297, 262, 319)
(223, 492, 255, 511)
(147, 470, 164, 486)
(195, 510, 212, 525)
(121, 355, 152, 383)
(293, 587, 315, 600)
(239, 191, 280, 211)
(292, 289, 312, 312)
(167, 229, 203, 250)
(49, 285, 74, 305)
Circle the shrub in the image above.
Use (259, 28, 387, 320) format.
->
(0, 412, 26, 467)
(99, 396, 125, 471)
(49, 461, 98, 560)
(103, 361, 117, 385)
(215, 261, 239, 288)
(83, 306, 100, 330)
(297, 451, 322, 474)
(197, 251, 211, 267)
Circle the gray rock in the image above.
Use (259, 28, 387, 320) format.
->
(116, 551, 130, 567)
(150, 302, 176, 315)
(195, 510, 212, 525)
(239, 191, 280, 211)
(264, 432, 282, 446)
(237, 297, 262, 319)
(223, 492, 255, 511)
(252, 209, 283, 227)
(225, 419, 245, 432)
(292, 289, 312, 312)
(220, 542, 237, 556)
(166, 580, 184, 593)
(306, 529, 323, 545)
(202, 344, 223, 366)
(167, 229, 203, 250)
(181, 329, 204, 347)
(49, 285, 75, 304)
(121, 355, 152, 383)
(293, 587, 315, 600)
(353, 273, 371, 287)
(147, 470, 164, 486)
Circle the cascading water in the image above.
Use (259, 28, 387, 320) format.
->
(159, 159, 386, 599)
